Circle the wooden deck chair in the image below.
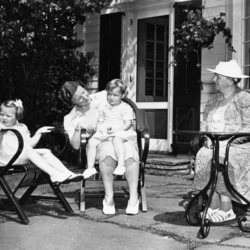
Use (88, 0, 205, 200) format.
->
(78, 97, 150, 212)
(0, 128, 74, 224)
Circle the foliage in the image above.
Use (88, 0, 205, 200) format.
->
(0, 0, 109, 131)
(169, 9, 235, 67)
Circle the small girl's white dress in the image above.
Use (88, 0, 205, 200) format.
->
(92, 101, 136, 141)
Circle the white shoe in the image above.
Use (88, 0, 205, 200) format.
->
(51, 173, 71, 183)
(126, 200, 139, 215)
(102, 199, 115, 215)
(113, 166, 126, 175)
(210, 209, 236, 223)
(83, 168, 97, 179)
(200, 208, 219, 219)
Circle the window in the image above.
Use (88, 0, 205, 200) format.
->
(137, 16, 169, 102)
(244, 0, 250, 88)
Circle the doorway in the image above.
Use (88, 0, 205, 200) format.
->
(172, 1, 202, 153)
(137, 16, 169, 141)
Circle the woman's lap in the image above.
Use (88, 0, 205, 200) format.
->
(97, 140, 139, 165)
(194, 143, 250, 202)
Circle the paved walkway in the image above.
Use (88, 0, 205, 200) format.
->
(1, 172, 250, 249)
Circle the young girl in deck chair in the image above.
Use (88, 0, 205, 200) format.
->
(82, 79, 137, 179)
(0, 99, 83, 184)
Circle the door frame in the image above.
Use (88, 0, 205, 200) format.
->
(120, 6, 175, 152)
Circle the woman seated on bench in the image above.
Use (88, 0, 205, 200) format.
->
(0, 99, 83, 184)
(194, 60, 250, 223)
(60, 80, 140, 215)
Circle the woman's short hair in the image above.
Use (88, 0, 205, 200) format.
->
(59, 81, 85, 106)
(1, 100, 24, 120)
(106, 79, 127, 95)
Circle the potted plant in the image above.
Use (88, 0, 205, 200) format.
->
(169, 9, 235, 67)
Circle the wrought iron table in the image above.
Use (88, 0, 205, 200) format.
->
(175, 130, 250, 238)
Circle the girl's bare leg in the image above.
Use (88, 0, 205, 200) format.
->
(34, 149, 73, 175)
(83, 138, 101, 178)
(86, 138, 100, 169)
(99, 156, 116, 206)
(26, 148, 70, 182)
(113, 137, 126, 175)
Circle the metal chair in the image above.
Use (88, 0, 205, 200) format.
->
(78, 97, 150, 213)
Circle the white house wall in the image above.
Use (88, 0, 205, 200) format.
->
(82, 14, 100, 91)
(82, 0, 241, 152)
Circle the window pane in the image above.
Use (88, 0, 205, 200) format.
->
(156, 43, 164, 60)
(156, 25, 164, 41)
(145, 78, 154, 95)
(155, 79, 164, 96)
(156, 61, 164, 78)
(146, 23, 154, 40)
(146, 42, 154, 59)
(146, 60, 154, 77)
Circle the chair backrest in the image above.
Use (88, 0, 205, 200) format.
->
(123, 97, 149, 133)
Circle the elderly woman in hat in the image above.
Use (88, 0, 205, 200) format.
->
(194, 60, 250, 223)
(59, 81, 140, 215)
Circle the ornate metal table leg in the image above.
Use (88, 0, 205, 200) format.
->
(197, 136, 219, 238)
(185, 191, 207, 226)
(223, 137, 250, 233)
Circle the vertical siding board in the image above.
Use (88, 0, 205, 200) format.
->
(201, 0, 230, 125)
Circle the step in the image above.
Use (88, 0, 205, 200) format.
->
(145, 153, 192, 175)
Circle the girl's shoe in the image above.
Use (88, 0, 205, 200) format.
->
(83, 168, 97, 179)
(200, 208, 219, 219)
(102, 199, 115, 215)
(62, 174, 83, 184)
(126, 199, 139, 215)
(51, 174, 71, 183)
(210, 209, 236, 223)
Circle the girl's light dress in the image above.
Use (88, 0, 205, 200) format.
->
(93, 101, 137, 141)
(194, 90, 250, 203)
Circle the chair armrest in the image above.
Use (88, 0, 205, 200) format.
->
(79, 128, 88, 169)
(0, 129, 24, 174)
(138, 128, 150, 166)
(39, 127, 70, 158)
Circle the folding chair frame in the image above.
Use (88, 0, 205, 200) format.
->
(0, 129, 74, 224)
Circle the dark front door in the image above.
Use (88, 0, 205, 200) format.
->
(172, 1, 202, 153)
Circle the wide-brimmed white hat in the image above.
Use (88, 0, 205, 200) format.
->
(207, 59, 249, 78)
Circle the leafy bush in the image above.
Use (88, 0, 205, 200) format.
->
(0, 0, 107, 131)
